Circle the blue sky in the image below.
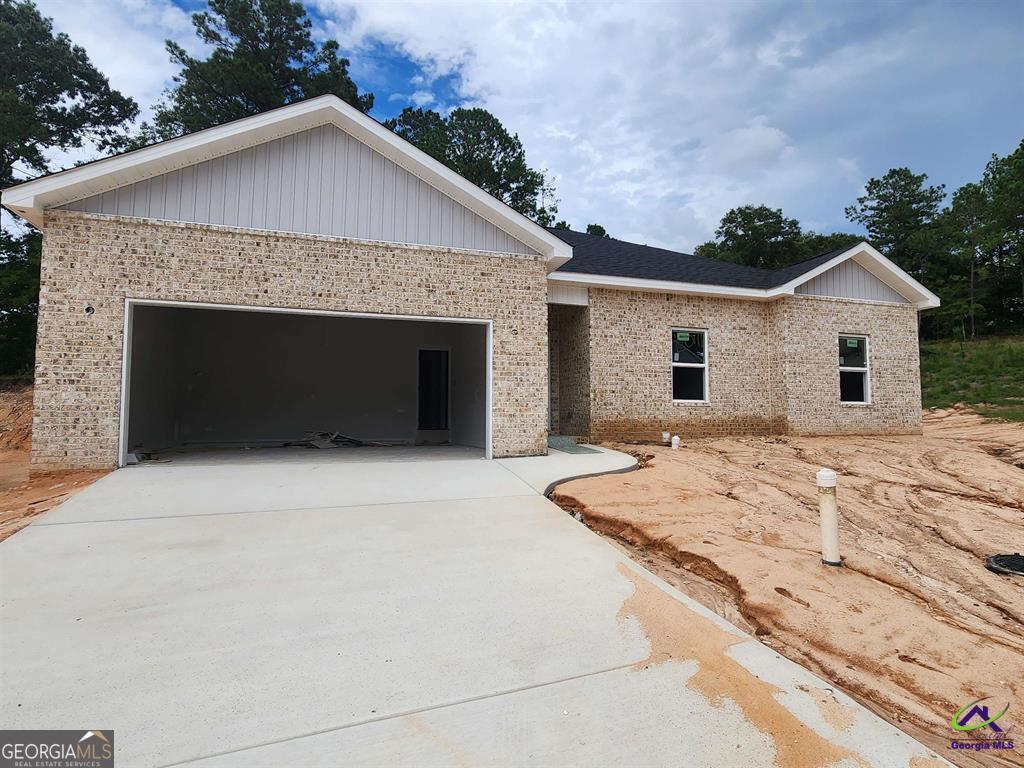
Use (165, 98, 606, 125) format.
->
(35, 0, 1024, 251)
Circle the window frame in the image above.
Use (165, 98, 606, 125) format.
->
(671, 327, 709, 404)
(838, 334, 871, 405)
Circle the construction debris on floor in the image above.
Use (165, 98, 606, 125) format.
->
(551, 407, 1024, 768)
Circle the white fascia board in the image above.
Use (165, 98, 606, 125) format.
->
(2, 95, 572, 265)
(548, 271, 775, 300)
(773, 242, 941, 310)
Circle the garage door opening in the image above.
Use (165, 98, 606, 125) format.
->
(120, 302, 490, 464)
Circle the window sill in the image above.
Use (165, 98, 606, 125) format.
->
(672, 400, 710, 406)
(840, 401, 873, 407)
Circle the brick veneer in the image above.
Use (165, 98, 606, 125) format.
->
(548, 304, 590, 436)
(774, 294, 922, 435)
(32, 211, 550, 469)
(583, 287, 921, 442)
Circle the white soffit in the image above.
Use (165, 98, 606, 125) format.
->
(1, 95, 572, 267)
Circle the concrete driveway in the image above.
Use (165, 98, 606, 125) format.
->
(0, 447, 946, 767)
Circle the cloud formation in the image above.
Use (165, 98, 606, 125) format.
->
(32, 0, 1024, 250)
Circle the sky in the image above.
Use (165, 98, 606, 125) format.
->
(33, 0, 1024, 252)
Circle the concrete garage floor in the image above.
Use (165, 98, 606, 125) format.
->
(0, 447, 946, 767)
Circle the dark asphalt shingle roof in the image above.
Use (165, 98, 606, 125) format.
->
(548, 228, 855, 290)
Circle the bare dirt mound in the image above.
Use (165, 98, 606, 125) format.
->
(0, 385, 108, 541)
(0, 384, 33, 451)
(552, 412, 1024, 768)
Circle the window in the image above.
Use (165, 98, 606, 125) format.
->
(838, 335, 870, 404)
(671, 329, 707, 402)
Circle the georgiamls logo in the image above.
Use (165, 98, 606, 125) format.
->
(951, 698, 1010, 733)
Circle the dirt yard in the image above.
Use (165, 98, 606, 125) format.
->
(0, 386, 107, 542)
(553, 409, 1024, 768)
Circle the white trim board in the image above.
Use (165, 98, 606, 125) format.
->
(3, 95, 572, 267)
(548, 242, 940, 310)
(117, 298, 494, 466)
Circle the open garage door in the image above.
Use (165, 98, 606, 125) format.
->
(119, 302, 490, 464)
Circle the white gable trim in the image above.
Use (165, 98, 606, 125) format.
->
(777, 242, 939, 309)
(548, 241, 940, 310)
(1, 95, 572, 266)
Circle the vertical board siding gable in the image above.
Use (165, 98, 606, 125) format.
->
(795, 259, 910, 303)
(59, 124, 537, 256)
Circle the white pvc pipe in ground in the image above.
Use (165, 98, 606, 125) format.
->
(816, 468, 842, 566)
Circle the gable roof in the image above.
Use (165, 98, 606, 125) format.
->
(547, 229, 940, 309)
(1, 95, 572, 266)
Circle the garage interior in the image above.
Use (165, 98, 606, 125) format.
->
(124, 304, 488, 461)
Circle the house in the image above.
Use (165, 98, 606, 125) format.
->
(1, 95, 939, 470)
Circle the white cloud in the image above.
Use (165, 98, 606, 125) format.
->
(409, 90, 435, 107)
(315, 1, 853, 249)
(38, 0, 198, 119)
(314, 1, 1021, 249)
(23, 0, 1024, 250)
(33, 0, 201, 171)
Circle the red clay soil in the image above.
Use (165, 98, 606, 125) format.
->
(0, 386, 107, 542)
(552, 408, 1024, 768)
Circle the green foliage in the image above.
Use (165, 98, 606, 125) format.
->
(0, 0, 138, 187)
(920, 336, 1024, 421)
(143, 0, 372, 141)
(1, 0, 137, 374)
(585, 223, 609, 238)
(0, 230, 41, 375)
(387, 106, 557, 225)
(844, 167, 945, 278)
(694, 205, 862, 269)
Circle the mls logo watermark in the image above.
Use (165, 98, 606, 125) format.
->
(949, 698, 1015, 753)
(0, 730, 114, 768)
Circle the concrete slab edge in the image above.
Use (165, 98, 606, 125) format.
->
(541, 455, 639, 497)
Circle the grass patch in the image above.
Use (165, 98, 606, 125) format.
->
(920, 335, 1024, 421)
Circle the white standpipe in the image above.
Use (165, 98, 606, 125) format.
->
(671, 435, 681, 450)
(816, 468, 842, 566)
(662, 431, 671, 445)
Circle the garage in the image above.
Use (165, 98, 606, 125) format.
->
(120, 301, 491, 464)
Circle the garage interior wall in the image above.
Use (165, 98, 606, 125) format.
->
(126, 305, 487, 452)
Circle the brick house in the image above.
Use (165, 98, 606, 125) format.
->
(2, 96, 939, 470)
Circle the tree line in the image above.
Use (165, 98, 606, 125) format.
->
(2, 0, 1021, 375)
(694, 150, 1024, 340)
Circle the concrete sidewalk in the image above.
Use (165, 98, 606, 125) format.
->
(0, 447, 947, 767)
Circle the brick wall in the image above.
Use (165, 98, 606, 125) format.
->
(775, 295, 922, 435)
(587, 288, 782, 441)
(586, 287, 921, 442)
(548, 308, 559, 433)
(33, 211, 550, 469)
(548, 304, 590, 437)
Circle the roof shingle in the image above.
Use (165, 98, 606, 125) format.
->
(548, 228, 854, 290)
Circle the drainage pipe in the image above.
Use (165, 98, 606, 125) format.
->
(816, 468, 841, 566)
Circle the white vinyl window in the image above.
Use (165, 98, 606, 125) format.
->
(671, 329, 708, 403)
(838, 335, 870, 404)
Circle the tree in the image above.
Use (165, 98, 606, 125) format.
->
(0, 230, 41, 374)
(945, 182, 991, 338)
(0, 0, 137, 374)
(798, 231, 864, 257)
(145, 0, 372, 141)
(693, 205, 804, 269)
(844, 168, 945, 278)
(983, 140, 1024, 329)
(0, 0, 138, 188)
(387, 106, 557, 225)
(585, 224, 609, 238)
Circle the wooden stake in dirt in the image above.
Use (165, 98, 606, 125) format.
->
(816, 468, 842, 567)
